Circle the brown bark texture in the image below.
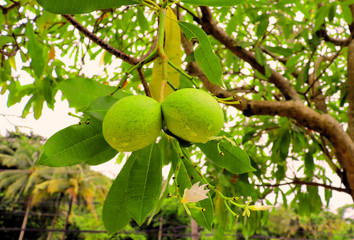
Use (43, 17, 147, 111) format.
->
(183, 7, 354, 200)
(348, 40, 354, 141)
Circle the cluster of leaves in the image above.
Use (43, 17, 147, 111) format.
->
(2, 0, 354, 237)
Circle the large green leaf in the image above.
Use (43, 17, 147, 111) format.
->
(35, 0, 137, 14)
(179, 21, 222, 86)
(197, 133, 255, 174)
(126, 144, 162, 226)
(182, 0, 247, 7)
(83, 91, 131, 121)
(26, 24, 45, 78)
(58, 78, 116, 111)
(37, 118, 117, 167)
(102, 156, 136, 234)
(0, 36, 14, 48)
(177, 153, 214, 231)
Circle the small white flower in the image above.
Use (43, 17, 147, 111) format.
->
(181, 182, 210, 216)
(181, 182, 210, 204)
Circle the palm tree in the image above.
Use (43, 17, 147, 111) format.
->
(0, 132, 112, 240)
(31, 165, 112, 240)
(0, 132, 48, 240)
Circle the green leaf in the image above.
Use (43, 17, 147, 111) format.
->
(37, 118, 117, 167)
(26, 24, 45, 78)
(58, 78, 116, 110)
(340, 2, 353, 25)
(182, 0, 247, 7)
(254, 46, 266, 66)
(33, 94, 44, 120)
(179, 21, 223, 86)
(84, 91, 131, 121)
(177, 154, 214, 230)
(226, 12, 240, 35)
(197, 132, 255, 174)
(102, 155, 136, 234)
(35, 0, 137, 14)
(0, 36, 14, 47)
(137, 7, 149, 30)
(307, 186, 322, 214)
(271, 127, 291, 162)
(304, 152, 314, 178)
(256, 15, 269, 37)
(263, 46, 293, 58)
(296, 61, 310, 89)
(286, 54, 302, 72)
(126, 144, 162, 226)
(314, 6, 329, 32)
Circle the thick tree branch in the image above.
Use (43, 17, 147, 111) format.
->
(348, 40, 354, 141)
(61, 14, 139, 65)
(242, 100, 354, 197)
(199, 6, 302, 102)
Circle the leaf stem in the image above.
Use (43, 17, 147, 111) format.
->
(168, 61, 199, 88)
(110, 50, 158, 95)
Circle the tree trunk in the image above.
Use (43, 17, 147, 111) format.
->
(18, 197, 31, 240)
(61, 197, 73, 240)
(47, 194, 63, 240)
(191, 218, 199, 240)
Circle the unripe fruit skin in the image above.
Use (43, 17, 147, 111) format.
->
(102, 95, 162, 152)
(161, 88, 224, 143)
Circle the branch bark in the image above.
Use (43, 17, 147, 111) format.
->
(242, 101, 354, 199)
(348, 40, 354, 141)
(308, 56, 327, 113)
(62, 14, 139, 65)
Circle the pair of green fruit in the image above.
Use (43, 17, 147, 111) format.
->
(102, 88, 224, 152)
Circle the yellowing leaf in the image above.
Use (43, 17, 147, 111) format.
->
(99, 51, 107, 67)
(8, 57, 16, 71)
(150, 7, 181, 102)
(48, 46, 55, 59)
(164, 7, 181, 96)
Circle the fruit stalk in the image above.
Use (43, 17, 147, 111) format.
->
(156, 7, 169, 102)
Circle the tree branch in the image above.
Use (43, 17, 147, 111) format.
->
(199, 6, 302, 102)
(319, 28, 352, 46)
(348, 39, 354, 141)
(258, 179, 350, 193)
(308, 56, 328, 113)
(181, 7, 354, 200)
(61, 14, 139, 65)
(0, 46, 19, 57)
(137, 67, 151, 97)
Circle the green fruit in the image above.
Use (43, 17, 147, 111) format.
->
(102, 95, 162, 152)
(161, 88, 224, 143)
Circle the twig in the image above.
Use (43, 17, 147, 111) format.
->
(303, 48, 342, 96)
(61, 14, 139, 65)
(137, 67, 151, 97)
(257, 179, 349, 193)
(0, 45, 19, 57)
